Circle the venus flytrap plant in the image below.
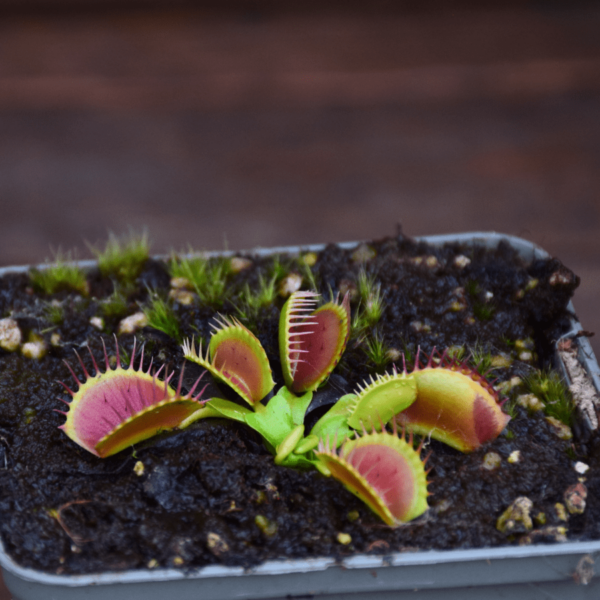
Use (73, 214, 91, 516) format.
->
(279, 291, 351, 394)
(56, 283, 510, 527)
(180, 291, 353, 468)
(182, 315, 275, 407)
(57, 338, 208, 458)
(315, 422, 430, 526)
(393, 348, 510, 453)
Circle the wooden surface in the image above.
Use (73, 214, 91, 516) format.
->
(0, 6, 599, 598)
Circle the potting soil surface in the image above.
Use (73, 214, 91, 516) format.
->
(0, 234, 598, 575)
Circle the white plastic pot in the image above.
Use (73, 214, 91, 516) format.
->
(1, 232, 599, 600)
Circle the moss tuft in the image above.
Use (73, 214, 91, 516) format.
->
(525, 369, 574, 426)
(29, 251, 88, 296)
(142, 295, 181, 342)
(90, 231, 150, 286)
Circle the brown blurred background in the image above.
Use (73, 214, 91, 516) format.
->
(0, 0, 599, 595)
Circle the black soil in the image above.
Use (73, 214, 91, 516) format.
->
(0, 234, 597, 575)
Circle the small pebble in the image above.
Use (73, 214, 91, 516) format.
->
(386, 348, 402, 362)
(564, 483, 587, 515)
(0, 318, 21, 352)
(90, 316, 104, 330)
(133, 461, 145, 476)
(169, 289, 194, 305)
(508, 450, 521, 464)
(515, 338, 534, 351)
(519, 525, 567, 545)
(484, 291, 494, 301)
(496, 497, 533, 533)
(545, 416, 572, 441)
(50, 333, 61, 347)
(518, 351, 534, 362)
(118, 312, 148, 335)
(207, 532, 230, 555)
(255, 515, 278, 536)
(351, 244, 376, 263)
(454, 255, 471, 269)
(410, 321, 431, 333)
(301, 252, 318, 266)
(549, 269, 574, 286)
(555, 502, 569, 522)
(525, 278, 538, 291)
(517, 394, 544, 412)
(21, 340, 47, 360)
(449, 300, 466, 312)
(433, 499, 452, 514)
(496, 377, 523, 394)
(575, 461, 590, 475)
(425, 256, 439, 269)
(482, 452, 502, 470)
(491, 353, 513, 369)
(147, 559, 158, 569)
(337, 532, 352, 545)
(230, 257, 253, 273)
(279, 273, 303, 297)
(170, 276, 192, 289)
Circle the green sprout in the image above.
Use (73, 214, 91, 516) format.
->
(100, 289, 129, 319)
(42, 302, 65, 325)
(502, 396, 519, 421)
(357, 269, 384, 328)
(268, 255, 292, 282)
(90, 231, 150, 286)
(525, 369, 574, 426)
(466, 280, 495, 321)
(363, 333, 390, 371)
(472, 302, 496, 321)
(237, 273, 278, 321)
(143, 295, 181, 342)
(446, 345, 467, 363)
(469, 344, 495, 376)
(298, 259, 319, 292)
(29, 251, 88, 296)
(170, 254, 230, 308)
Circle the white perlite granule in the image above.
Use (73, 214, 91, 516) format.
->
(0, 318, 22, 352)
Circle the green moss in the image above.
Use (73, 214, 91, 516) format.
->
(466, 279, 495, 321)
(29, 251, 88, 295)
(101, 290, 129, 319)
(363, 332, 390, 371)
(525, 369, 574, 426)
(170, 254, 230, 308)
(351, 270, 385, 336)
(237, 272, 277, 321)
(90, 231, 150, 285)
(42, 302, 65, 325)
(143, 295, 181, 342)
(469, 344, 495, 376)
(268, 255, 292, 282)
